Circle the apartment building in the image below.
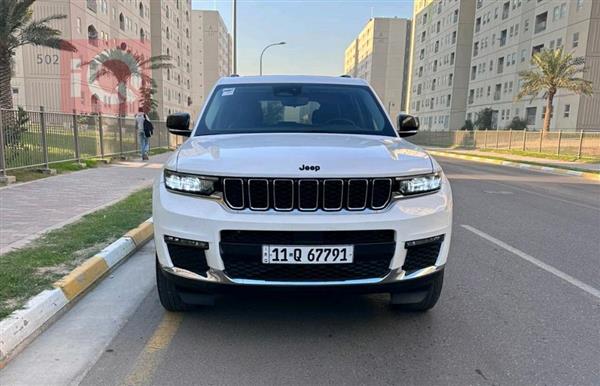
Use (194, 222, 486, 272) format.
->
(150, 0, 194, 119)
(466, 0, 599, 130)
(11, 0, 152, 114)
(408, 0, 477, 131)
(190, 10, 232, 120)
(344, 18, 412, 119)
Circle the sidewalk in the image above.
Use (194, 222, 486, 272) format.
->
(0, 152, 171, 255)
(427, 148, 600, 173)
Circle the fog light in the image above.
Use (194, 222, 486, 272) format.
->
(405, 234, 445, 248)
(164, 235, 209, 249)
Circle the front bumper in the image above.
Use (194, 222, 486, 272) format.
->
(153, 174, 452, 289)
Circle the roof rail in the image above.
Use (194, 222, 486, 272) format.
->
(340, 74, 351, 78)
(230, 74, 240, 77)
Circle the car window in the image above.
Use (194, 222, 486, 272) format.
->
(195, 83, 396, 137)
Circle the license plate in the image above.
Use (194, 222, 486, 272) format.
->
(262, 245, 354, 264)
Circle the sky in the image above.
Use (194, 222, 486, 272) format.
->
(191, 0, 413, 76)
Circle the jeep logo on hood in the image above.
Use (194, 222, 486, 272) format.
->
(299, 164, 320, 171)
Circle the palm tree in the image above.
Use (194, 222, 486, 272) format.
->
(83, 48, 172, 116)
(516, 48, 593, 132)
(0, 0, 76, 110)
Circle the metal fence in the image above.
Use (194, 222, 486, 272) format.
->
(0, 108, 184, 174)
(409, 129, 600, 159)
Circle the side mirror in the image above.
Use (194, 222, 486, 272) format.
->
(396, 113, 420, 138)
(166, 113, 191, 137)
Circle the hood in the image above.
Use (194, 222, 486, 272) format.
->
(174, 133, 433, 178)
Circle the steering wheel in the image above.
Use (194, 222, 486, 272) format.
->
(323, 118, 356, 126)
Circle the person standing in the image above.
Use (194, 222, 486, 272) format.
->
(135, 108, 151, 160)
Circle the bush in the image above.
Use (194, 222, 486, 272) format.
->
(461, 119, 474, 131)
(506, 117, 528, 130)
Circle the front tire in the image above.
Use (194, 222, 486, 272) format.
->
(390, 271, 444, 312)
(156, 257, 195, 312)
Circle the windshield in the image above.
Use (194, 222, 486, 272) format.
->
(194, 83, 396, 136)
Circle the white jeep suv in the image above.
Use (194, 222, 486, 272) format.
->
(154, 75, 452, 311)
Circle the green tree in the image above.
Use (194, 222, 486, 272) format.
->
(0, 0, 76, 110)
(516, 48, 592, 132)
(83, 48, 172, 116)
(474, 108, 494, 129)
(140, 79, 158, 117)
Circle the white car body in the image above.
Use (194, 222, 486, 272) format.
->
(153, 75, 452, 311)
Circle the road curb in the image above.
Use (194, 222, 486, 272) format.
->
(428, 150, 600, 181)
(0, 218, 154, 366)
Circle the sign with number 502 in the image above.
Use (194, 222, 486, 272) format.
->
(37, 54, 59, 65)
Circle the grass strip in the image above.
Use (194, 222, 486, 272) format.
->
(0, 188, 153, 319)
(476, 149, 600, 164)
(438, 150, 600, 174)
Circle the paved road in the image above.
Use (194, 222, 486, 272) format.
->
(1, 156, 599, 385)
(0, 153, 170, 255)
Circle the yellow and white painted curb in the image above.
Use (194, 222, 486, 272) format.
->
(428, 150, 600, 182)
(0, 219, 154, 365)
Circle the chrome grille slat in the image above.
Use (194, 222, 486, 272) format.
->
(371, 178, 392, 210)
(248, 179, 269, 211)
(347, 179, 369, 210)
(223, 178, 245, 209)
(298, 179, 319, 211)
(322, 179, 344, 211)
(273, 179, 294, 211)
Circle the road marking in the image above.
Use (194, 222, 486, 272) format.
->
(461, 224, 600, 300)
(122, 312, 184, 386)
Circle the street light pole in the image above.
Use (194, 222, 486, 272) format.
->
(232, 0, 237, 74)
(260, 42, 286, 76)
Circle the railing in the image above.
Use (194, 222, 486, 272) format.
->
(0, 108, 185, 174)
(409, 129, 600, 159)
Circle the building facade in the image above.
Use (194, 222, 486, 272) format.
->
(11, 0, 152, 114)
(344, 18, 412, 120)
(408, 0, 476, 131)
(150, 0, 194, 119)
(190, 10, 232, 120)
(409, 0, 599, 131)
(466, 0, 599, 130)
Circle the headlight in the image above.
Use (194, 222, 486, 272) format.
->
(164, 170, 217, 195)
(395, 173, 442, 196)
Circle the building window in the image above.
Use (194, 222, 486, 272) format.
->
(577, 0, 584, 11)
(526, 107, 537, 125)
(448, 74, 453, 86)
(502, 2, 510, 19)
(572, 32, 580, 48)
(119, 13, 125, 30)
(12, 88, 19, 95)
(500, 29, 507, 46)
(139, 2, 144, 17)
(497, 57, 504, 73)
(87, 0, 97, 13)
(534, 12, 547, 34)
(453, 10, 459, 23)
(450, 52, 455, 65)
(564, 104, 571, 118)
(494, 84, 502, 101)
(76, 18, 81, 34)
(87, 25, 98, 46)
(532, 44, 544, 56)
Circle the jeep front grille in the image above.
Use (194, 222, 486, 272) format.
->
(222, 178, 393, 212)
